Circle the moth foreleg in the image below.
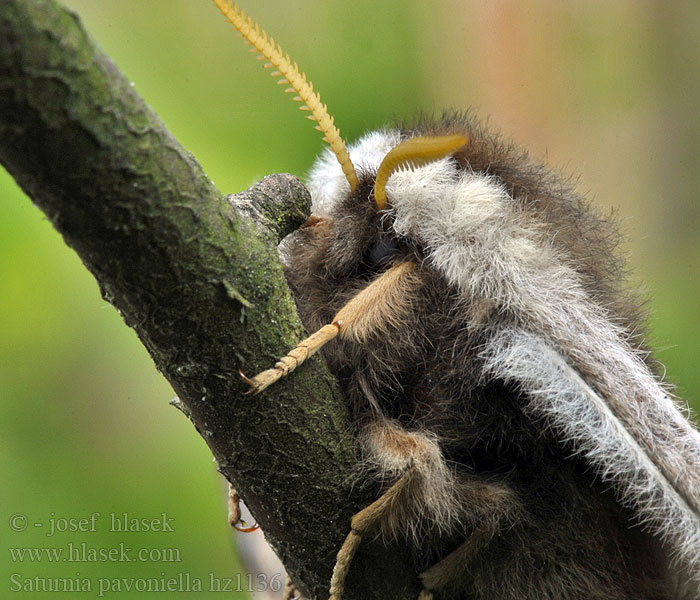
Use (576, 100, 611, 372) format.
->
(242, 261, 419, 394)
(239, 323, 340, 394)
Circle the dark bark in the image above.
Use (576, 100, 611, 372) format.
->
(0, 1, 417, 598)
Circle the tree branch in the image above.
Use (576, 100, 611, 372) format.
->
(0, 1, 418, 598)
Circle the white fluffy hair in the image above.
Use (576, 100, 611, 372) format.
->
(307, 129, 700, 583)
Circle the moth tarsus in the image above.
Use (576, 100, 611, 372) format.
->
(227, 483, 259, 532)
(213, 2, 700, 599)
(241, 322, 342, 395)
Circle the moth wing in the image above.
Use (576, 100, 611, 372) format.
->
(481, 327, 700, 584)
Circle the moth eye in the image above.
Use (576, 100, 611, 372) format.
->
(366, 234, 399, 268)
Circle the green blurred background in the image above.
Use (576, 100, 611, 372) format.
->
(2, 1, 698, 597)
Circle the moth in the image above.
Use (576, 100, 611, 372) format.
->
(212, 2, 700, 599)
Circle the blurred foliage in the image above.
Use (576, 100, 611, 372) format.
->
(1, 1, 698, 597)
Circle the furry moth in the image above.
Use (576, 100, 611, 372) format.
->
(212, 2, 700, 599)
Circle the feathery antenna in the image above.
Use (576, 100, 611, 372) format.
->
(212, 0, 359, 191)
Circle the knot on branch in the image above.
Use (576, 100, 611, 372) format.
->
(227, 173, 311, 244)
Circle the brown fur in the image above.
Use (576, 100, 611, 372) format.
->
(335, 261, 419, 343)
(283, 112, 690, 599)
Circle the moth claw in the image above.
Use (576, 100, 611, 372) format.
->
(228, 484, 259, 533)
(238, 368, 257, 394)
(233, 520, 260, 533)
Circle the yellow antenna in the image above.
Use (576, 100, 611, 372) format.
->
(373, 135, 468, 210)
(212, 1, 359, 191)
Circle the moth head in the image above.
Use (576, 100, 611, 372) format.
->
(302, 131, 469, 284)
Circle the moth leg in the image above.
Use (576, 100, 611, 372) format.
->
(240, 323, 340, 394)
(242, 262, 418, 394)
(416, 472, 521, 600)
(329, 469, 417, 600)
(281, 574, 302, 600)
(329, 419, 449, 600)
(227, 483, 240, 527)
(330, 419, 521, 600)
(227, 483, 258, 533)
(418, 525, 496, 600)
